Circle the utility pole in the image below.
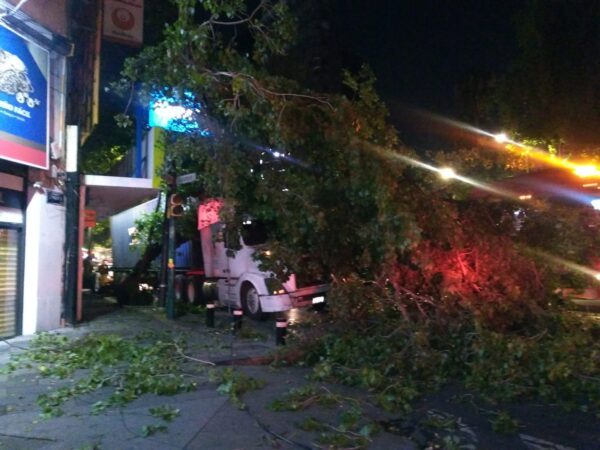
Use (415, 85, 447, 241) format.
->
(158, 191, 169, 307)
(164, 172, 182, 320)
(166, 202, 176, 319)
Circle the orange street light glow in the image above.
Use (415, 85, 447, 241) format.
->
(494, 132, 509, 143)
(419, 116, 599, 177)
(359, 140, 522, 200)
(573, 165, 600, 178)
(394, 111, 600, 178)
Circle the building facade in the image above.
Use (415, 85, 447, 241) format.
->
(0, 0, 71, 337)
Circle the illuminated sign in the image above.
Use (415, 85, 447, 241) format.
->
(149, 100, 198, 132)
(0, 25, 49, 169)
(148, 93, 209, 135)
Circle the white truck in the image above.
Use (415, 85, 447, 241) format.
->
(111, 198, 329, 319)
(198, 199, 329, 319)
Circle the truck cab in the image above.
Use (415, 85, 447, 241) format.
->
(199, 199, 329, 319)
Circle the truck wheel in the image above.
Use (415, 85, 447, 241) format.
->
(241, 283, 265, 321)
(174, 275, 187, 302)
(186, 276, 205, 305)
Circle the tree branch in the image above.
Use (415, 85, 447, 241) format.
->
(207, 0, 267, 27)
(170, 342, 216, 366)
(210, 71, 333, 109)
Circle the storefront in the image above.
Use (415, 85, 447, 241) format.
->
(0, 168, 24, 337)
(0, 1, 70, 338)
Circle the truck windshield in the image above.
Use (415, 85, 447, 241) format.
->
(241, 221, 269, 246)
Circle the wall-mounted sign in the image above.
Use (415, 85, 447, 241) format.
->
(148, 93, 209, 135)
(103, 0, 144, 47)
(149, 100, 202, 133)
(176, 173, 197, 185)
(84, 209, 97, 228)
(0, 25, 49, 169)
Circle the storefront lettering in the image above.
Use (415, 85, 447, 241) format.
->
(0, 99, 30, 119)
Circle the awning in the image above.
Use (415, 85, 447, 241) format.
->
(84, 175, 158, 221)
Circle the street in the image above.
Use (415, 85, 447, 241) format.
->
(0, 296, 597, 450)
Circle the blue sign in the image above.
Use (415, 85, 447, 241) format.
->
(148, 91, 209, 136)
(0, 25, 48, 168)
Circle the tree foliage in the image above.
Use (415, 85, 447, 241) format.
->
(113, 0, 600, 331)
(458, 0, 600, 153)
(114, 0, 415, 282)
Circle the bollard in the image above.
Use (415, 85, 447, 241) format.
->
(205, 303, 215, 328)
(275, 317, 288, 346)
(231, 308, 243, 334)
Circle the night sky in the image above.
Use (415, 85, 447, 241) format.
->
(102, 1, 525, 150)
(330, 0, 522, 148)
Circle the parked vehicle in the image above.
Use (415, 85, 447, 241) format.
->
(197, 199, 329, 319)
(111, 198, 329, 319)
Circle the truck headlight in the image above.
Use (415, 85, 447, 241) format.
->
(265, 277, 286, 295)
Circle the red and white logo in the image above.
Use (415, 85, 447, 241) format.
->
(103, 0, 144, 46)
(111, 7, 135, 31)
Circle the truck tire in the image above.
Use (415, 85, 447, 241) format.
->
(186, 276, 205, 305)
(174, 275, 187, 302)
(241, 282, 265, 321)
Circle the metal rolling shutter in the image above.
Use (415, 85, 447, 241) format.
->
(0, 229, 18, 337)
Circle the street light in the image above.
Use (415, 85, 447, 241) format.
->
(494, 132, 509, 144)
(574, 165, 600, 178)
(439, 167, 456, 180)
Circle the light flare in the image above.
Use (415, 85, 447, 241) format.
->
(573, 165, 600, 178)
(362, 142, 522, 200)
(403, 108, 600, 178)
(439, 167, 456, 180)
(494, 132, 509, 143)
(533, 249, 600, 281)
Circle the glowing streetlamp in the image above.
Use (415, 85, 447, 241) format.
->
(574, 165, 600, 178)
(494, 132, 509, 144)
(439, 167, 456, 180)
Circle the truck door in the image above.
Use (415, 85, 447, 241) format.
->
(210, 223, 229, 278)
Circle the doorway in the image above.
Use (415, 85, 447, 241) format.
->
(0, 227, 20, 338)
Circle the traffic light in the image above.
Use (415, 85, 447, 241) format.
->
(168, 193, 185, 218)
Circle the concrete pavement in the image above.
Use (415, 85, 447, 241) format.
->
(0, 297, 598, 449)
(0, 300, 415, 450)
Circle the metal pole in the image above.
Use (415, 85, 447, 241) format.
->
(63, 172, 80, 325)
(275, 316, 288, 346)
(205, 302, 215, 327)
(231, 308, 243, 334)
(158, 192, 169, 307)
(166, 214, 176, 319)
(76, 185, 86, 321)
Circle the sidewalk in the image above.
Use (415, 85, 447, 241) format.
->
(0, 298, 597, 449)
(0, 300, 415, 450)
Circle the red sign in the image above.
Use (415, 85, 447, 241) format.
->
(198, 199, 223, 230)
(84, 209, 96, 228)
